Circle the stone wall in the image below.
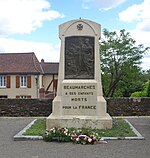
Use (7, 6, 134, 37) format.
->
(107, 98, 150, 116)
(0, 99, 52, 117)
(0, 98, 150, 117)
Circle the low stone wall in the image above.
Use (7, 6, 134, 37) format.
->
(0, 99, 52, 117)
(107, 98, 150, 116)
(0, 98, 149, 117)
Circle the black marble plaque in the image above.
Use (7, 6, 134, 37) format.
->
(65, 36, 94, 79)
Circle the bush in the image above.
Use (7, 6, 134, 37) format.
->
(130, 80, 150, 98)
(145, 80, 150, 97)
(130, 91, 146, 98)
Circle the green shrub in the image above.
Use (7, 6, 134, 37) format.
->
(130, 91, 146, 98)
(130, 80, 150, 98)
(145, 80, 150, 97)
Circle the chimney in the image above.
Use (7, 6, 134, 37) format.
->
(41, 59, 44, 63)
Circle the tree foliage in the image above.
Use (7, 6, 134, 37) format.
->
(100, 29, 149, 97)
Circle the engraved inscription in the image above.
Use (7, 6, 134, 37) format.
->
(62, 84, 97, 112)
(62, 105, 96, 110)
(65, 36, 94, 79)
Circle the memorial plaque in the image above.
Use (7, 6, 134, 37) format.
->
(65, 36, 94, 79)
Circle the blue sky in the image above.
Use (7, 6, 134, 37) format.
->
(0, 0, 149, 70)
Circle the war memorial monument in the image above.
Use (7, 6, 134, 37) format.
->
(46, 19, 112, 129)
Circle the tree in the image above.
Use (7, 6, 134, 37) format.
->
(100, 29, 149, 97)
(114, 67, 145, 97)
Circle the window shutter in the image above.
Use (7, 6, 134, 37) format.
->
(27, 76, 31, 88)
(16, 76, 20, 88)
(6, 76, 11, 88)
(27, 95, 31, 98)
(16, 95, 20, 99)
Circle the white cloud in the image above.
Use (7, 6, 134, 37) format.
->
(137, 19, 150, 32)
(0, 0, 64, 35)
(0, 37, 60, 62)
(118, 0, 150, 70)
(130, 29, 150, 70)
(119, 0, 150, 31)
(141, 57, 150, 70)
(130, 29, 150, 47)
(82, 0, 126, 10)
(119, 4, 142, 22)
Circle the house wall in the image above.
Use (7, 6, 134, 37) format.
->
(43, 74, 58, 91)
(0, 75, 38, 98)
(39, 75, 43, 89)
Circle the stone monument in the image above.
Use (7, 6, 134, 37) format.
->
(46, 19, 112, 129)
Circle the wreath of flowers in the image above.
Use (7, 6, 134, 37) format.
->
(43, 127, 101, 145)
(44, 127, 71, 142)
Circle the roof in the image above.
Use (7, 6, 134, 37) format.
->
(0, 52, 43, 74)
(41, 60, 59, 75)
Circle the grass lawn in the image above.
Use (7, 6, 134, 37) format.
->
(23, 119, 46, 136)
(23, 118, 137, 137)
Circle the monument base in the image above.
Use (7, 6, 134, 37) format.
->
(46, 113, 112, 130)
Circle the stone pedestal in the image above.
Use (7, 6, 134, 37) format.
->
(47, 19, 112, 130)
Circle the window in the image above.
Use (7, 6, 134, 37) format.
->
(0, 76, 6, 88)
(20, 76, 27, 87)
(16, 95, 31, 99)
(20, 95, 27, 99)
(16, 75, 31, 88)
(0, 95, 8, 98)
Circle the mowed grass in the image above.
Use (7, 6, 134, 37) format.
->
(23, 119, 46, 136)
(23, 118, 137, 137)
(94, 119, 136, 137)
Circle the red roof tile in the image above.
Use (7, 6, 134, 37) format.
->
(0, 52, 43, 74)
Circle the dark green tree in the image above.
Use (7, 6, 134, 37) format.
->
(100, 29, 149, 97)
(114, 67, 145, 97)
(142, 69, 150, 81)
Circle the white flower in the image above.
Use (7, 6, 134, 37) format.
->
(45, 130, 49, 135)
(50, 128, 55, 132)
(77, 129, 82, 133)
(84, 136, 87, 141)
(64, 128, 68, 132)
(76, 138, 80, 142)
(88, 138, 92, 143)
(64, 129, 68, 134)
(100, 138, 104, 141)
